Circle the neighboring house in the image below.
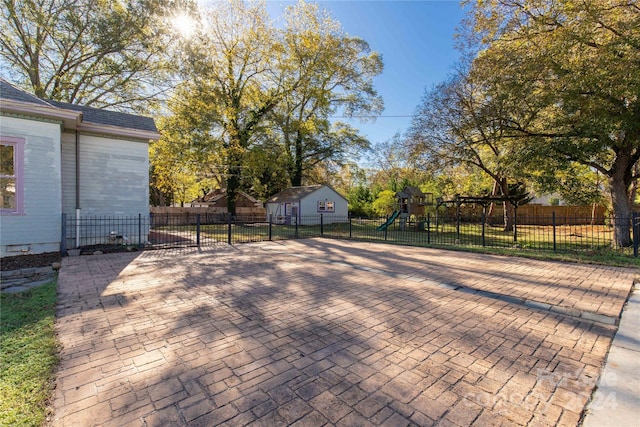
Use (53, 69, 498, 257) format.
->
(191, 188, 264, 214)
(0, 79, 159, 256)
(265, 184, 348, 225)
(529, 193, 565, 206)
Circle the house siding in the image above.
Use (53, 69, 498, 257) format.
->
(0, 116, 62, 256)
(61, 131, 77, 215)
(76, 134, 149, 217)
(299, 186, 348, 224)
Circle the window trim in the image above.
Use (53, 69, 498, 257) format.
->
(0, 136, 25, 215)
(317, 200, 335, 213)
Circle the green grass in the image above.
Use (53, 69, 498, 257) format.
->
(1, 281, 59, 427)
(152, 219, 640, 267)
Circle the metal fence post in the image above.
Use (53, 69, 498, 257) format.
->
(427, 213, 431, 245)
(481, 210, 486, 247)
(138, 213, 142, 248)
(196, 214, 201, 249)
(320, 214, 324, 236)
(633, 212, 639, 257)
(513, 206, 518, 242)
(456, 203, 461, 243)
(269, 214, 273, 241)
(349, 215, 352, 239)
(227, 214, 232, 245)
(384, 215, 388, 241)
(552, 212, 557, 252)
(61, 213, 67, 255)
(295, 216, 299, 239)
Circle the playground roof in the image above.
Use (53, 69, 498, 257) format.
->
(396, 186, 426, 199)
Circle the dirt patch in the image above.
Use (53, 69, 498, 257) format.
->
(1, 252, 62, 271)
(79, 244, 138, 255)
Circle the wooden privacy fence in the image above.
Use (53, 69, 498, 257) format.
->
(445, 205, 607, 225)
(150, 206, 266, 226)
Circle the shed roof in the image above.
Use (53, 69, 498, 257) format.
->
(266, 184, 347, 203)
(196, 189, 261, 206)
(396, 186, 425, 198)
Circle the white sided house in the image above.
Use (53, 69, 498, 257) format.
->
(265, 184, 348, 225)
(0, 79, 159, 256)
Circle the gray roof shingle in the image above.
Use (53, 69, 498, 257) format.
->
(266, 185, 324, 203)
(0, 78, 157, 133)
(47, 100, 157, 132)
(0, 78, 51, 106)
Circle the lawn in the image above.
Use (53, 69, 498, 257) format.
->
(149, 218, 638, 266)
(0, 281, 59, 427)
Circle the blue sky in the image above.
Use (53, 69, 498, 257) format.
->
(268, 0, 467, 163)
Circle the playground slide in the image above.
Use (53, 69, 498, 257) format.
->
(376, 210, 401, 231)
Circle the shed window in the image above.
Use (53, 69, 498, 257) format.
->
(318, 200, 334, 212)
(0, 137, 25, 214)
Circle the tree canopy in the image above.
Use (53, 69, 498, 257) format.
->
(158, 0, 383, 213)
(462, 0, 640, 245)
(0, 0, 189, 111)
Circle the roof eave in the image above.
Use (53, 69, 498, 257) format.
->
(1, 99, 81, 128)
(78, 122, 160, 141)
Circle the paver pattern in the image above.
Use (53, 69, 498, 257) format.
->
(52, 239, 637, 426)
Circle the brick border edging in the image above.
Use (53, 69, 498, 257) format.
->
(1, 265, 54, 280)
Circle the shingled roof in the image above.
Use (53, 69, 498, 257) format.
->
(0, 78, 157, 133)
(47, 100, 157, 133)
(265, 184, 351, 203)
(0, 78, 51, 106)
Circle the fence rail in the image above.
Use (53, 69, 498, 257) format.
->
(62, 212, 640, 257)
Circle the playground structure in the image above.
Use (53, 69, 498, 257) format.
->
(378, 190, 532, 232)
(378, 186, 434, 231)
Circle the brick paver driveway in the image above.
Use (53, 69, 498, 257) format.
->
(52, 239, 637, 426)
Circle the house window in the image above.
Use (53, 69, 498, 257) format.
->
(0, 137, 25, 214)
(317, 200, 335, 212)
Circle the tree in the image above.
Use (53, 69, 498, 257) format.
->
(151, 109, 224, 206)
(371, 189, 396, 217)
(171, 0, 383, 214)
(466, 0, 640, 246)
(406, 70, 524, 231)
(0, 0, 187, 111)
(173, 0, 288, 214)
(241, 144, 290, 200)
(272, 1, 382, 186)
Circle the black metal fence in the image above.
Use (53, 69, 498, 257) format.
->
(62, 212, 640, 257)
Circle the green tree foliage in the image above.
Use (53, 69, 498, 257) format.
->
(406, 70, 523, 230)
(332, 163, 374, 216)
(466, 0, 640, 246)
(151, 112, 224, 206)
(371, 189, 396, 217)
(167, 0, 382, 214)
(0, 0, 188, 111)
(170, 0, 286, 214)
(347, 185, 374, 217)
(273, 1, 382, 186)
(241, 145, 290, 201)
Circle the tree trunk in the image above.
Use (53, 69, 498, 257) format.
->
(225, 143, 244, 216)
(607, 142, 636, 247)
(503, 201, 514, 232)
(500, 178, 514, 232)
(487, 180, 498, 217)
(291, 134, 304, 186)
(608, 173, 633, 248)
